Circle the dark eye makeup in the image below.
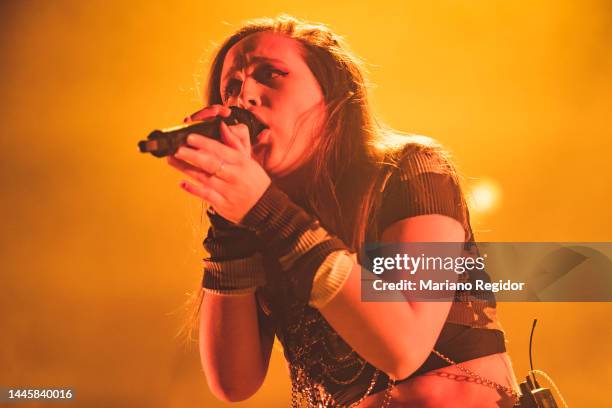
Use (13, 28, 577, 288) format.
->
(223, 78, 242, 100)
(222, 64, 289, 101)
(253, 64, 289, 84)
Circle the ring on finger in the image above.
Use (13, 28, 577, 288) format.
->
(212, 160, 226, 178)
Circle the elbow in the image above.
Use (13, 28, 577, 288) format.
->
(201, 355, 265, 403)
(206, 374, 263, 403)
(211, 388, 255, 403)
(199, 337, 269, 402)
(385, 359, 420, 381)
(377, 346, 429, 381)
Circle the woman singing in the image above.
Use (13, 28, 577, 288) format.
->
(168, 15, 520, 408)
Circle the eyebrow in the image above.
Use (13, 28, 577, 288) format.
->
(222, 55, 288, 82)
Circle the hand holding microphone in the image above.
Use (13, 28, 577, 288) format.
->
(153, 105, 271, 224)
(138, 105, 267, 158)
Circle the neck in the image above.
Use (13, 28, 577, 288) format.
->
(272, 159, 316, 207)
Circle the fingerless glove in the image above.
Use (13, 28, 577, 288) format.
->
(241, 185, 354, 306)
(202, 208, 266, 295)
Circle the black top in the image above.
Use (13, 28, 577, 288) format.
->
(256, 142, 505, 406)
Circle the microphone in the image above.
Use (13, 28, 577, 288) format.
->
(137, 106, 267, 158)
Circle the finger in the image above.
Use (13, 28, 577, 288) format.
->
(184, 105, 231, 123)
(173, 146, 221, 175)
(167, 156, 231, 192)
(179, 180, 225, 208)
(220, 121, 251, 155)
(184, 134, 241, 164)
(169, 152, 238, 184)
(173, 146, 237, 181)
(219, 121, 242, 151)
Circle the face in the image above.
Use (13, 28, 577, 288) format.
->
(220, 32, 326, 176)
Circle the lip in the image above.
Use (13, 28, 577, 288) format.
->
(255, 128, 271, 145)
(246, 109, 268, 130)
(252, 140, 270, 164)
(246, 110, 270, 144)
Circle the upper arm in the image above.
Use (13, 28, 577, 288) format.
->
(376, 144, 469, 360)
(380, 214, 465, 361)
(381, 213, 465, 243)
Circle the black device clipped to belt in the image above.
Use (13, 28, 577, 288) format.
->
(514, 319, 565, 408)
(137, 106, 267, 158)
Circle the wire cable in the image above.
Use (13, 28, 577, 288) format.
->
(528, 369, 569, 408)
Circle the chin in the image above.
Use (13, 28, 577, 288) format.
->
(259, 150, 304, 178)
(265, 162, 290, 178)
(261, 159, 282, 177)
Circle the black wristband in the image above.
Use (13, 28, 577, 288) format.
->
(288, 238, 348, 302)
(202, 253, 265, 295)
(201, 208, 266, 294)
(241, 184, 351, 304)
(205, 208, 261, 261)
(241, 184, 321, 257)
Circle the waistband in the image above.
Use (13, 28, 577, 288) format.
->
(370, 322, 506, 395)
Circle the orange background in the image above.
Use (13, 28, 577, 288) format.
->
(1, 1, 611, 406)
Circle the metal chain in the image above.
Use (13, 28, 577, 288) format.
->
(286, 304, 516, 407)
(431, 349, 520, 404)
(285, 301, 396, 408)
(290, 367, 396, 408)
(345, 370, 380, 408)
(380, 378, 395, 408)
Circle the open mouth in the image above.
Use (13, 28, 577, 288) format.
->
(252, 136, 270, 165)
(226, 107, 268, 145)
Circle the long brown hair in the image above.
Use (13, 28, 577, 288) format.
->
(205, 15, 390, 248)
(178, 15, 433, 344)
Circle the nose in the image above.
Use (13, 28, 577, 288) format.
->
(236, 77, 261, 108)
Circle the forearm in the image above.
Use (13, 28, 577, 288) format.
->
(199, 210, 272, 402)
(318, 262, 451, 380)
(199, 291, 273, 402)
(240, 185, 463, 380)
(239, 184, 423, 376)
(318, 216, 464, 379)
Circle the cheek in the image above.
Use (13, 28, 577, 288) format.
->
(292, 77, 322, 100)
(267, 81, 324, 144)
(274, 78, 322, 111)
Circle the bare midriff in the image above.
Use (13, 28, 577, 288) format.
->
(357, 353, 520, 408)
